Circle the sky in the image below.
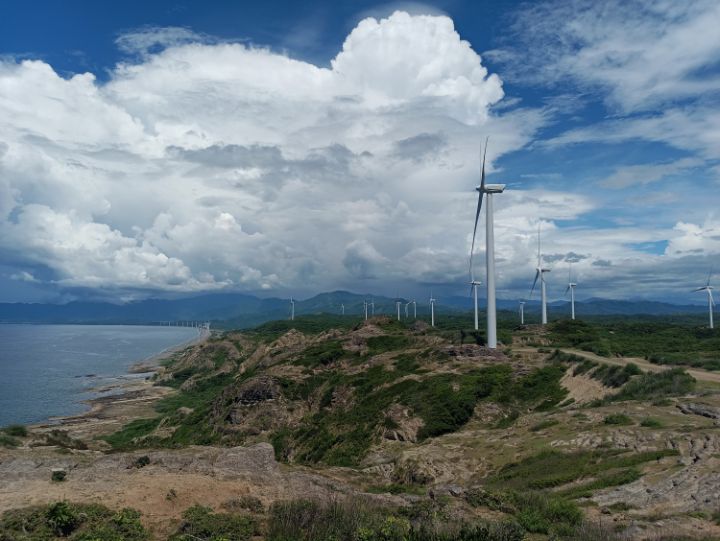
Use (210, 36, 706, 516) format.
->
(0, 0, 719, 305)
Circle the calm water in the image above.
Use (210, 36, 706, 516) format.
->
(0, 324, 200, 426)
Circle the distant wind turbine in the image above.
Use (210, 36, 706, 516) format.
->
(565, 263, 577, 320)
(341, 303, 345, 315)
(405, 302, 410, 319)
(396, 300, 401, 321)
(290, 297, 295, 321)
(469, 137, 505, 348)
(519, 301, 525, 325)
(363, 300, 368, 321)
(412, 300, 417, 319)
(370, 299, 375, 316)
(529, 224, 551, 325)
(694, 269, 715, 329)
(429, 292, 436, 327)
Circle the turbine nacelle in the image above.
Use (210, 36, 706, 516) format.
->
(476, 183, 506, 194)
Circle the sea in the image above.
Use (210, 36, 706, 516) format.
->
(0, 324, 200, 426)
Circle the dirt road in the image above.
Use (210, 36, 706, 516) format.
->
(515, 346, 720, 385)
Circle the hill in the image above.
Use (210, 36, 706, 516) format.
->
(4, 315, 720, 540)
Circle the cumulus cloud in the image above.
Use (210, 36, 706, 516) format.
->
(0, 9, 715, 302)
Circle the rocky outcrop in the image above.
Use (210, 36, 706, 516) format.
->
(677, 402, 720, 421)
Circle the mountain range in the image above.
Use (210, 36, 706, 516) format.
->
(0, 291, 710, 328)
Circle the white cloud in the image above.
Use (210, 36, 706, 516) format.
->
(0, 10, 716, 302)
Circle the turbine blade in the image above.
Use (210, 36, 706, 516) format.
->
(469, 191, 484, 277)
(565, 285, 570, 295)
(529, 270, 540, 299)
(480, 136, 488, 191)
(693, 287, 706, 292)
(710, 289, 715, 306)
(537, 223, 541, 267)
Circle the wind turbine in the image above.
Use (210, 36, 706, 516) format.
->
(529, 224, 551, 325)
(363, 300, 368, 321)
(405, 302, 410, 319)
(519, 301, 525, 325)
(565, 264, 577, 320)
(370, 299, 375, 316)
(341, 303, 345, 315)
(429, 292, 436, 327)
(694, 269, 715, 329)
(290, 297, 295, 321)
(469, 137, 505, 348)
(396, 300, 401, 321)
(412, 300, 417, 318)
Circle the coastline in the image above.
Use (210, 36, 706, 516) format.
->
(30, 327, 211, 441)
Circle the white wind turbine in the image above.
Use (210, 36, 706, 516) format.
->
(565, 264, 577, 320)
(529, 224, 551, 325)
(341, 303, 345, 315)
(519, 301, 525, 325)
(412, 300, 417, 319)
(469, 137, 505, 348)
(370, 299, 375, 316)
(405, 302, 410, 319)
(694, 269, 715, 329)
(363, 300, 368, 321)
(290, 297, 295, 321)
(396, 300, 401, 321)
(429, 292, 436, 327)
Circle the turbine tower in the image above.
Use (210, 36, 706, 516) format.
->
(396, 300, 401, 321)
(363, 300, 368, 321)
(519, 301, 525, 325)
(429, 292, 436, 327)
(694, 269, 715, 329)
(405, 302, 410, 319)
(565, 264, 577, 320)
(529, 224, 551, 325)
(290, 297, 295, 321)
(370, 299, 375, 316)
(469, 137, 505, 348)
(341, 303, 345, 315)
(412, 300, 417, 319)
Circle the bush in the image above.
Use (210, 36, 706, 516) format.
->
(169, 505, 256, 541)
(609, 368, 695, 401)
(640, 417, 664, 428)
(2, 424, 28, 437)
(0, 434, 20, 448)
(51, 469, 67, 482)
(529, 419, 559, 432)
(604, 414, 633, 425)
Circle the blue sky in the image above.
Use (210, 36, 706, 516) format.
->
(0, 0, 719, 304)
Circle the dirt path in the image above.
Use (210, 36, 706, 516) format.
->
(515, 346, 720, 384)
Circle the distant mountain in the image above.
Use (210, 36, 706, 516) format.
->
(0, 290, 708, 327)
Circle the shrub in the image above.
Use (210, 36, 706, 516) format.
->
(47, 501, 78, 535)
(610, 369, 695, 401)
(2, 424, 28, 437)
(0, 434, 20, 448)
(604, 414, 633, 425)
(51, 469, 67, 482)
(530, 419, 559, 432)
(132, 455, 151, 468)
(640, 417, 664, 428)
(169, 505, 255, 541)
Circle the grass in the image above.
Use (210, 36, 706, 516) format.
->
(0, 501, 149, 541)
(640, 417, 664, 428)
(169, 505, 256, 541)
(1, 424, 28, 437)
(0, 433, 20, 448)
(266, 498, 525, 541)
(275, 362, 568, 466)
(487, 448, 678, 493)
(609, 368, 696, 401)
(604, 413, 633, 425)
(529, 418, 560, 431)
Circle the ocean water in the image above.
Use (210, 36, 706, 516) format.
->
(0, 324, 200, 426)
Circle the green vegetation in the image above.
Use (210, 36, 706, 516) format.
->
(549, 319, 720, 370)
(604, 413, 633, 425)
(274, 362, 568, 466)
(169, 505, 256, 541)
(0, 502, 149, 540)
(0, 433, 20, 448)
(1, 424, 28, 437)
(266, 498, 524, 541)
(640, 417, 664, 428)
(608, 368, 696, 402)
(529, 418, 560, 431)
(293, 340, 346, 367)
(365, 335, 413, 355)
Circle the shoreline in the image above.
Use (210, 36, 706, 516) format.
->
(30, 327, 211, 438)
